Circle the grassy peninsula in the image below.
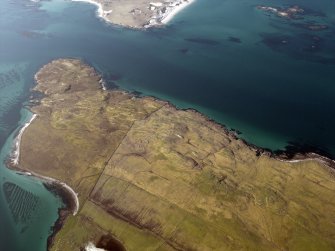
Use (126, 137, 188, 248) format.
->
(18, 59, 335, 251)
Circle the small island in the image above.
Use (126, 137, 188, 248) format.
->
(256, 5, 329, 31)
(256, 5, 305, 19)
(16, 59, 335, 250)
(72, 0, 194, 28)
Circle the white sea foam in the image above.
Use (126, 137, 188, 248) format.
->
(85, 242, 106, 251)
(99, 79, 106, 91)
(72, 0, 112, 19)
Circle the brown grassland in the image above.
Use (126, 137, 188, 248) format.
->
(19, 59, 335, 251)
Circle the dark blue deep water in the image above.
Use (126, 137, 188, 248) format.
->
(0, 0, 335, 249)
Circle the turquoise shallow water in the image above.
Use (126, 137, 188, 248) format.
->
(0, 109, 63, 251)
(0, 0, 335, 249)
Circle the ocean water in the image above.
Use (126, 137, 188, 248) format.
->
(0, 0, 335, 249)
(0, 109, 63, 251)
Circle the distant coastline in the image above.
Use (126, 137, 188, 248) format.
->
(71, 0, 195, 28)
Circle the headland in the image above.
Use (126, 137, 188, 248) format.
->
(15, 59, 335, 251)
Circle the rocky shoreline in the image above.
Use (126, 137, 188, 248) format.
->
(127, 95, 335, 171)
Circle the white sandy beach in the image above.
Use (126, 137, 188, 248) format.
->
(18, 169, 80, 215)
(276, 153, 335, 167)
(11, 113, 37, 166)
(161, 0, 195, 24)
